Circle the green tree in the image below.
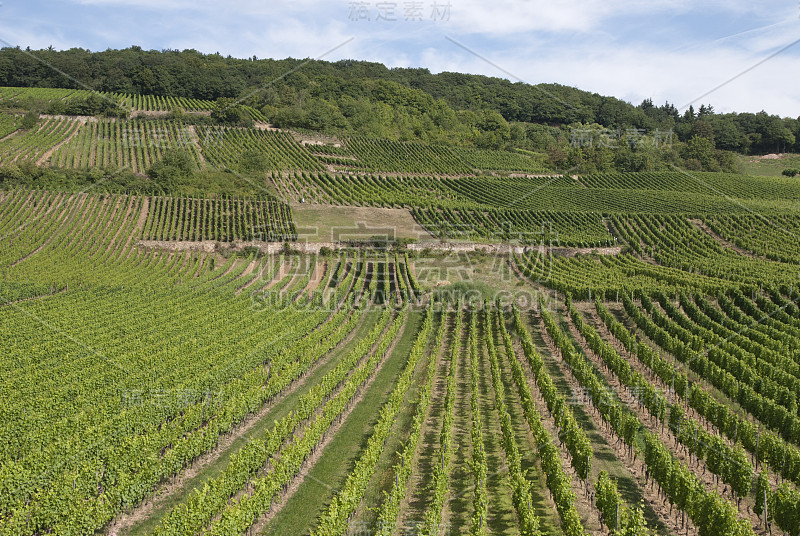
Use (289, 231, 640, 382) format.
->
(690, 120, 715, 147)
(147, 149, 196, 191)
(211, 98, 251, 126)
(683, 136, 716, 170)
(20, 110, 39, 130)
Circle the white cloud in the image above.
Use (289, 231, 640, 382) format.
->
(441, 0, 777, 36)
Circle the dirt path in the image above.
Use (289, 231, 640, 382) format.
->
(108, 303, 371, 536)
(535, 311, 694, 536)
(186, 125, 206, 166)
(279, 259, 305, 297)
(561, 309, 762, 531)
(249, 311, 409, 534)
(238, 258, 259, 280)
(236, 260, 268, 295)
(689, 218, 762, 259)
(301, 261, 327, 298)
(36, 116, 86, 165)
(264, 260, 294, 290)
(441, 314, 475, 534)
(0, 128, 20, 144)
(396, 313, 452, 533)
(123, 196, 150, 258)
(475, 314, 519, 534)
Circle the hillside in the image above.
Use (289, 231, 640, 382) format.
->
(2, 51, 800, 536)
(1, 47, 798, 169)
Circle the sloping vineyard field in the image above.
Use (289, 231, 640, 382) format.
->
(3, 153, 800, 536)
(0, 116, 81, 164)
(48, 119, 202, 172)
(140, 195, 297, 242)
(196, 126, 324, 172)
(0, 87, 265, 118)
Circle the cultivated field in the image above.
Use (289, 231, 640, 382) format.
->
(1, 87, 800, 536)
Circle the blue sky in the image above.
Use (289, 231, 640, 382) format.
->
(1, 0, 799, 116)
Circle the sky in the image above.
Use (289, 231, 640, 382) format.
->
(0, 0, 799, 117)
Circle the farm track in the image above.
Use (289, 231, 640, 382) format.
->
(395, 313, 453, 533)
(346, 311, 443, 533)
(35, 118, 85, 165)
(534, 310, 694, 536)
(440, 314, 474, 534)
(475, 312, 519, 534)
(102, 196, 137, 256)
(125, 196, 149, 253)
(561, 308, 762, 532)
(242, 310, 406, 535)
(235, 259, 265, 294)
(111, 267, 364, 535)
(689, 218, 762, 259)
(186, 125, 206, 166)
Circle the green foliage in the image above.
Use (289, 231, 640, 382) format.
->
(432, 281, 492, 306)
(782, 168, 799, 177)
(238, 148, 268, 173)
(147, 149, 197, 190)
(55, 92, 127, 117)
(20, 110, 39, 130)
(211, 97, 253, 127)
(683, 135, 717, 170)
(0, 47, 798, 158)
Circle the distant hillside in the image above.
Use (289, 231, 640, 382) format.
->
(1, 47, 797, 155)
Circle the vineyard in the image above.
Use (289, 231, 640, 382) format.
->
(411, 207, 616, 247)
(48, 119, 202, 172)
(1, 181, 800, 536)
(4, 83, 800, 536)
(0, 116, 82, 164)
(195, 127, 324, 172)
(0, 87, 265, 118)
(345, 137, 473, 174)
(578, 171, 800, 201)
(141, 195, 297, 242)
(451, 146, 547, 174)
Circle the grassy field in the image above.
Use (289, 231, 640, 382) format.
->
(291, 204, 434, 242)
(738, 152, 800, 176)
